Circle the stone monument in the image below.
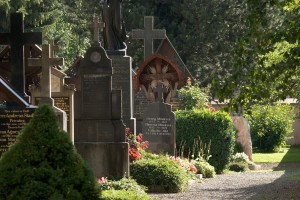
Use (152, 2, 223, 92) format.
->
(74, 16, 129, 178)
(142, 81, 176, 156)
(27, 43, 69, 135)
(103, 1, 136, 133)
(232, 115, 253, 161)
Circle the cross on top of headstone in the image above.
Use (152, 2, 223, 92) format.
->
(153, 81, 167, 103)
(92, 16, 105, 46)
(48, 40, 59, 57)
(132, 16, 166, 60)
(0, 13, 42, 102)
(28, 44, 64, 106)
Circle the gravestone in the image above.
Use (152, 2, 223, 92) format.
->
(103, 3, 136, 133)
(28, 44, 74, 140)
(142, 82, 176, 156)
(74, 16, 129, 178)
(0, 13, 42, 101)
(132, 16, 166, 60)
(0, 77, 36, 156)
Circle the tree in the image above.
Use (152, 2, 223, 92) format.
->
(0, 105, 100, 199)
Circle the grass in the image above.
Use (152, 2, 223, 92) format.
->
(252, 145, 300, 163)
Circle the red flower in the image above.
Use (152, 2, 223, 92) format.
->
(208, 106, 216, 112)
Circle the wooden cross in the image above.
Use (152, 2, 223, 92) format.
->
(28, 44, 64, 106)
(92, 16, 105, 45)
(132, 16, 166, 60)
(0, 13, 42, 101)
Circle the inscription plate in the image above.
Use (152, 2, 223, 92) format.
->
(0, 108, 35, 156)
(143, 117, 172, 136)
(82, 74, 110, 118)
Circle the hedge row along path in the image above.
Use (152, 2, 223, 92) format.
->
(149, 164, 300, 200)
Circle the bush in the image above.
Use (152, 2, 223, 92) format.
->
(99, 178, 150, 200)
(176, 109, 236, 174)
(130, 156, 189, 193)
(192, 160, 216, 178)
(245, 104, 295, 152)
(0, 105, 100, 199)
(100, 190, 151, 200)
(228, 162, 248, 172)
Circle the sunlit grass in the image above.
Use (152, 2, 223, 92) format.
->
(252, 146, 300, 163)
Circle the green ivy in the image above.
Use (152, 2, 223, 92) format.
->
(176, 109, 236, 174)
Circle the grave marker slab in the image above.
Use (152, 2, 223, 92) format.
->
(142, 82, 175, 155)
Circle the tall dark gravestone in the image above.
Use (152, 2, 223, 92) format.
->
(0, 13, 42, 101)
(142, 82, 176, 156)
(74, 17, 129, 178)
(103, 1, 136, 133)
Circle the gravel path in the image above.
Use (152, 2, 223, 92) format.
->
(149, 165, 300, 200)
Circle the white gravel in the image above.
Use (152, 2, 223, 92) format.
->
(149, 170, 300, 200)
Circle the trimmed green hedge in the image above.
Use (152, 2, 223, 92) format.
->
(176, 109, 236, 174)
(245, 104, 295, 152)
(0, 105, 100, 199)
(130, 156, 189, 193)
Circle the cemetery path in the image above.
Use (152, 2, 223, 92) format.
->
(149, 167, 300, 200)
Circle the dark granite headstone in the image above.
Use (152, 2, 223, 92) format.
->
(142, 82, 175, 155)
(0, 13, 42, 101)
(74, 17, 129, 178)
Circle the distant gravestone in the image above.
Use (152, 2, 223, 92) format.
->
(142, 82, 175, 155)
(27, 44, 67, 132)
(74, 17, 129, 178)
(0, 13, 42, 101)
(132, 16, 166, 60)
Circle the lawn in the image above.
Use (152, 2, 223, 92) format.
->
(252, 146, 300, 163)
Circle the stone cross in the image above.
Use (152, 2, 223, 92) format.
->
(153, 81, 167, 103)
(0, 13, 42, 101)
(28, 44, 64, 106)
(132, 16, 166, 60)
(49, 40, 59, 57)
(92, 16, 105, 45)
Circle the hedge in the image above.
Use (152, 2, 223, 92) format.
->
(176, 109, 236, 174)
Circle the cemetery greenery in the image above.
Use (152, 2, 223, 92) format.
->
(228, 152, 254, 172)
(1, 1, 300, 108)
(244, 104, 295, 152)
(0, 105, 100, 199)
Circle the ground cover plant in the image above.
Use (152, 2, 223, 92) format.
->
(98, 177, 151, 200)
(0, 105, 100, 199)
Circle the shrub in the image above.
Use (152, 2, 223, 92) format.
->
(245, 104, 295, 152)
(130, 156, 189, 193)
(228, 162, 248, 172)
(125, 128, 149, 162)
(99, 178, 150, 200)
(176, 109, 236, 174)
(0, 105, 100, 199)
(231, 152, 249, 163)
(100, 190, 151, 200)
(192, 160, 216, 178)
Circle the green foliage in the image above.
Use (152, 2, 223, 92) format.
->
(0, 105, 100, 199)
(176, 109, 236, 174)
(178, 83, 209, 110)
(228, 162, 248, 172)
(100, 189, 151, 200)
(192, 160, 216, 178)
(99, 178, 150, 200)
(130, 156, 189, 193)
(245, 104, 295, 152)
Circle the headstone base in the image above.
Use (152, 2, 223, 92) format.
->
(75, 142, 129, 178)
